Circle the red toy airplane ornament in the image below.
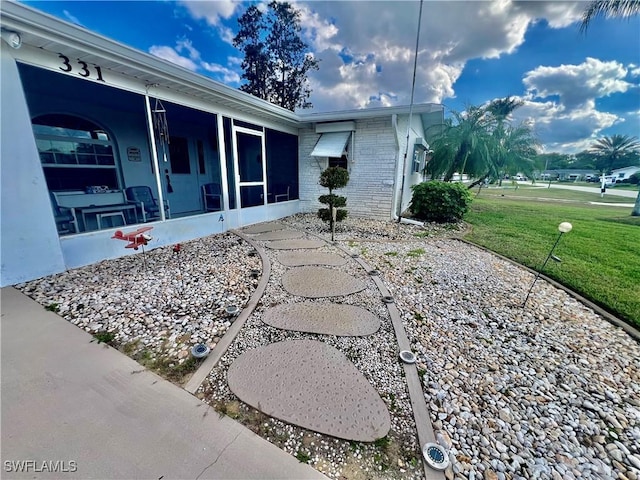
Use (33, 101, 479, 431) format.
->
(112, 226, 153, 250)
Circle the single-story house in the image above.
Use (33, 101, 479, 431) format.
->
(0, 1, 443, 286)
(611, 166, 640, 182)
(540, 169, 598, 181)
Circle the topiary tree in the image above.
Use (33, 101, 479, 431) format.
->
(410, 180, 472, 223)
(318, 166, 349, 239)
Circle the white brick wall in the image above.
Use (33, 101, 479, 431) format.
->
(298, 117, 400, 219)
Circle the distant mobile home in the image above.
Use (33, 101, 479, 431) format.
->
(0, 2, 443, 285)
(611, 166, 640, 182)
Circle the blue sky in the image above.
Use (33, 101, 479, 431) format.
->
(22, 0, 640, 153)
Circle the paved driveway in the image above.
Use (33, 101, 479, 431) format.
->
(1, 287, 328, 480)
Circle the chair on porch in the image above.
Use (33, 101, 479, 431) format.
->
(49, 192, 78, 234)
(125, 186, 170, 222)
(274, 185, 290, 202)
(202, 183, 223, 211)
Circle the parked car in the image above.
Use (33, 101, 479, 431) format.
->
(603, 175, 617, 187)
(586, 175, 600, 183)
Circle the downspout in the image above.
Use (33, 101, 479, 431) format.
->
(144, 92, 166, 221)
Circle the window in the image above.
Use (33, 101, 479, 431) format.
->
(33, 114, 119, 191)
(329, 155, 348, 169)
(412, 147, 424, 173)
(169, 136, 191, 174)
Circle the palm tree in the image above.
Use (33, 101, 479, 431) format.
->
(490, 123, 539, 181)
(426, 106, 494, 183)
(589, 134, 640, 215)
(426, 98, 536, 190)
(589, 134, 640, 172)
(580, 1, 640, 215)
(485, 96, 524, 123)
(580, 0, 640, 33)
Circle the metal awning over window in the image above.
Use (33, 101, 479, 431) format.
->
(310, 131, 351, 157)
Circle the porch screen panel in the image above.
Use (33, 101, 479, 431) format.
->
(223, 117, 236, 209)
(265, 129, 298, 203)
(236, 132, 263, 183)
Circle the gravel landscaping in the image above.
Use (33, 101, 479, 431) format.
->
(15, 213, 640, 480)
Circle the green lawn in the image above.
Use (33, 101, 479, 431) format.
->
(463, 192, 640, 327)
(474, 184, 635, 203)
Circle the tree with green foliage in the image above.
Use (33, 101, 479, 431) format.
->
(233, 1, 319, 111)
(426, 105, 494, 183)
(579, 1, 640, 215)
(535, 153, 572, 171)
(425, 97, 537, 188)
(318, 167, 349, 239)
(491, 124, 538, 183)
(572, 150, 599, 169)
(485, 96, 524, 123)
(580, 0, 640, 33)
(589, 135, 640, 173)
(588, 134, 640, 215)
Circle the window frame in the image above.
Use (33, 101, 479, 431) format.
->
(33, 114, 121, 192)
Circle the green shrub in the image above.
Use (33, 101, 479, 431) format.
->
(317, 167, 349, 238)
(410, 181, 472, 223)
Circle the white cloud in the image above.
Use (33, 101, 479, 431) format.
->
(149, 45, 198, 71)
(509, 96, 622, 153)
(178, 0, 239, 26)
(217, 25, 236, 46)
(62, 9, 82, 26)
(294, 0, 587, 114)
(149, 41, 241, 83)
(298, 4, 340, 53)
(524, 58, 632, 109)
(501, 57, 636, 151)
(201, 62, 241, 84)
(176, 38, 201, 61)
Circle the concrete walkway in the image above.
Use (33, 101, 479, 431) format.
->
(1, 287, 328, 480)
(528, 182, 639, 198)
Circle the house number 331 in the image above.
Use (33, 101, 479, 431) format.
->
(58, 54, 105, 82)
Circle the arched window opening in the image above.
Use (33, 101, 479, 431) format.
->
(33, 114, 119, 191)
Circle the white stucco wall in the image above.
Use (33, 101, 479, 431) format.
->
(298, 116, 398, 219)
(393, 114, 426, 217)
(0, 55, 300, 286)
(1, 46, 67, 286)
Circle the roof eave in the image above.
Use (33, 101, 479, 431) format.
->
(1, 1, 299, 126)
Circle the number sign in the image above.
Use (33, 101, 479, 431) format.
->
(58, 54, 105, 82)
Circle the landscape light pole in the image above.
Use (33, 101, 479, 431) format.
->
(522, 222, 572, 308)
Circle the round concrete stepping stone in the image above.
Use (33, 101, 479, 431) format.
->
(277, 251, 347, 267)
(266, 239, 324, 250)
(242, 222, 286, 234)
(227, 340, 391, 441)
(252, 230, 304, 241)
(263, 302, 380, 336)
(282, 266, 366, 298)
